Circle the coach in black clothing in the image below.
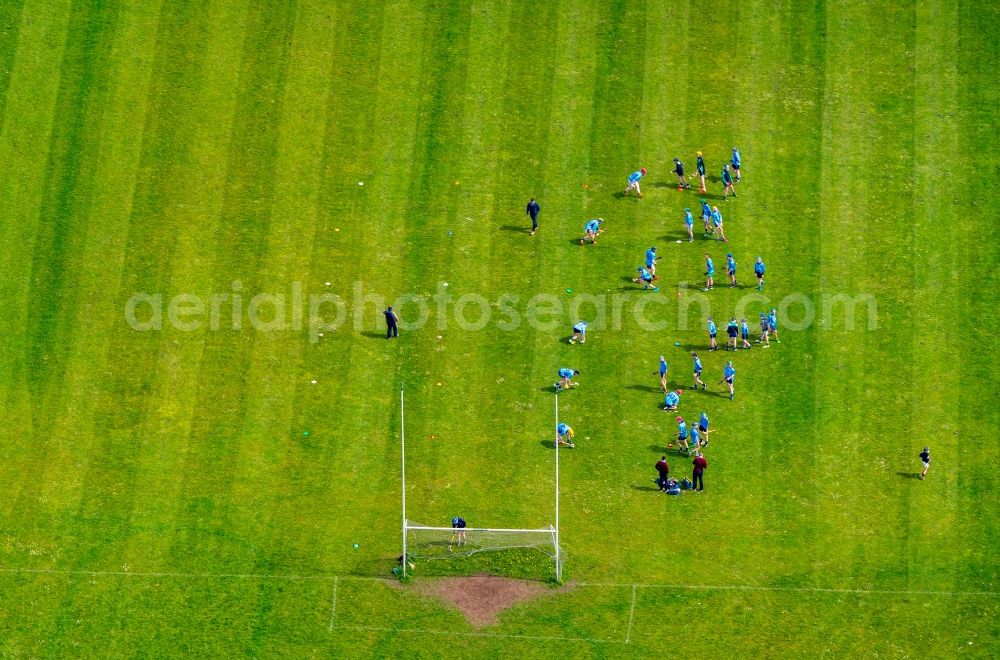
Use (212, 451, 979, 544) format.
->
(385, 306, 399, 339)
(526, 197, 540, 236)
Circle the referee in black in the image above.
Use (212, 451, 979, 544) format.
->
(384, 306, 399, 339)
(526, 197, 540, 236)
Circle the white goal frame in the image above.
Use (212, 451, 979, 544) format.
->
(399, 386, 563, 580)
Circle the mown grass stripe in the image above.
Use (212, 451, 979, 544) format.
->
(953, 0, 1000, 593)
(117, 0, 250, 576)
(17, 13, 125, 568)
(0, 0, 24, 119)
(21, 0, 163, 568)
(167, 0, 297, 575)
(73, 0, 244, 576)
(0, 0, 72, 432)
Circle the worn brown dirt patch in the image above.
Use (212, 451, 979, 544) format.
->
(404, 576, 567, 628)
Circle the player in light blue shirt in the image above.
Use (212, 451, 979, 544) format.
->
(720, 361, 736, 400)
(581, 218, 604, 245)
(570, 320, 589, 344)
(663, 389, 680, 411)
(675, 416, 689, 452)
(691, 352, 706, 390)
(633, 266, 658, 291)
(659, 356, 669, 392)
(754, 257, 766, 290)
(711, 206, 727, 242)
(698, 411, 709, 433)
(556, 368, 580, 392)
(689, 424, 701, 454)
(726, 253, 737, 288)
(707, 316, 718, 351)
(624, 167, 647, 198)
(740, 318, 751, 349)
(700, 199, 712, 235)
(556, 422, 575, 448)
(731, 147, 742, 181)
(768, 307, 780, 342)
(703, 254, 715, 291)
(683, 208, 695, 242)
(645, 246, 660, 277)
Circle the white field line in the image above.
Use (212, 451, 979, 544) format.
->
(625, 584, 637, 644)
(327, 577, 339, 631)
(0, 567, 994, 597)
(330, 624, 625, 645)
(576, 582, 999, 597)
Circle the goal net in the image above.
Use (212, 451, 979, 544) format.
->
(403, 520, 562, 580)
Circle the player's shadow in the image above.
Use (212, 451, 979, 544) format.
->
(361, 331, 387, 340)
(896, 471, 921, 479)
(538, 386, 558, 393)
(539, 439, 561, 450)
(500, 225, 529, 233)
(631, 484, 661, 492)
(660, 230, 691, 242)
(652, 181, 671, 188)
(569, 238, 590, 246)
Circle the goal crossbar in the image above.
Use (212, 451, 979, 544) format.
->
(405, 523, 555, 534)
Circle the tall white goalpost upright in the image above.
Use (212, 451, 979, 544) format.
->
(400, 384, 407, 577)
(399, 385, 563, 581)
(554, 392, 562, 581)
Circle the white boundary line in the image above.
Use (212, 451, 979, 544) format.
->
(327, 577, 339, 631)
(577, 582, 999, 597)
(0, 568, 994, 597)
(625, 584, 637, 644)
(331, 624, 624, 645)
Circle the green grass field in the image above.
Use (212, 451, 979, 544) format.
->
(1, 0, 998, 656)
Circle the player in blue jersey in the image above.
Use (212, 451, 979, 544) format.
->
(580, 218, 604, 245)
(720, 360, 736, 400)
(768, 307, 780, 343)
(689, 423, 701, 455)
(758, 313, 770, 347)
(707, 316, 719, 351)
(711, 206, 727, 242)
(659, 355, 669, 392)
(740, 318, 751, 349)
(691, 352, 706, 390)
(555, 368, 580, 392)
(633, 266, 659, 291)
(700, 199, 712, 235)
(731, 147, 742, 182)
(556, 422, 575, 448)
(569, 320, 588, 344)
(683, 208, 695, 242)
(673, 158, 692, 190)
(645, 246, 660, 278)
(703, 254, 715, 291)
(663, 389, 681, 411)
(624, 167, 647, 198)
(697, 411, 710, 448)
(695, 151, 707, 193)
(726, 253, 738, 287)
(722, 164, 737, 200)
(675, 416, 690, 452)
(754, 256, 765, 291)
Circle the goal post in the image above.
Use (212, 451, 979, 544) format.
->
(403, 520, 562, 579)
(399, 387, 564, 581)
